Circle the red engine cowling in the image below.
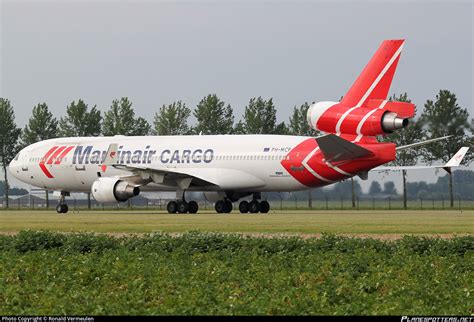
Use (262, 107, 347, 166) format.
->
(307, 100, 412, 136)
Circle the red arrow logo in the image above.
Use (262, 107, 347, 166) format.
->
(39, 145, 74, 178)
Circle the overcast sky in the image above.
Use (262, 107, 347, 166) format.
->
(1, 0, 472, 192)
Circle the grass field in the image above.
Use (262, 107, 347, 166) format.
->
(1, 211, 473, 315)
(0, 209, 473, 236)
(1, 231, 473, 315)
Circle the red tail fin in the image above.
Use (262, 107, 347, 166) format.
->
(341, 39, 405, 108)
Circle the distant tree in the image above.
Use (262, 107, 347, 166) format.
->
(350, 178, 357, 208)
(0, 182, 28, 196)
(368, 181, 382, 195)
(233, 120, 246, 134)
(275, 122, 289, 135)
(103, 97, 151, 136)
(288, 102, 319, 136)
(153, 101, 191, 135)
(420, 90, 472, 207)
(405, 170, 474, 201)
(450, 170, 474, 200)
(21, 102, 59, 208)
(0, 98, 22, 208)
(330, 180, 362, 199)
(193, 94, 234, 134)
(383, 181, 397, 195)
(240, 97, 287, 134)
(382, 93, 424, 209)
(59, 99, 102, 137)
(21, 103, 58, 147)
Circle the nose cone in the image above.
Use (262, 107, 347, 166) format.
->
(8, 153, 21, 179)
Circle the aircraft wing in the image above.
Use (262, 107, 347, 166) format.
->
(114, 164, 266, 190)
(372, 147, 469, 173)
(102, 143, 265, 190)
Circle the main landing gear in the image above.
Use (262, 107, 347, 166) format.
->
(167, 190, 198, 214)
(215, 200, 233, 213)
(238, 200, 270, 214)
(166, 191, 270, 214)
(216, 193, 270, 214)
(167, 200, 199, 214)
(56, 192, 70, 214)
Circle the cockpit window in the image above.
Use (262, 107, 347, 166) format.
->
(14, 153, 20, 161)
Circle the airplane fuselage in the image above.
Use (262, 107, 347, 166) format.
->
(9, 134, 395, 194)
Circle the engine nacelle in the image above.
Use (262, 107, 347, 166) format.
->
(306, 101, 409, 136)
(91, 177, 140, 203)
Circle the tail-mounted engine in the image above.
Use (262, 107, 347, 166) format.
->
(306, 99, 414, 136)
(91, 177, 140, 203)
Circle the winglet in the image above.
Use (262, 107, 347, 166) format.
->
(443, 147, 469, 173)
(103, 143, 118, 166)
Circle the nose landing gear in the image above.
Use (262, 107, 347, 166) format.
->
(56, 204, 68, 214)
(56, 192, 70, 214)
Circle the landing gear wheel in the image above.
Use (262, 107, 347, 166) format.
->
(249, 200, 260, 213)
(259, 201, 270, 213)
(239, 201, 250, 213)
(167, 201, 178, 214)
(56, 204, 68, 214)
(224, 200, 233, 213)
(177, 201, 189, 214)
(215, 200, 226, 213)
(188, 201, 199, 214)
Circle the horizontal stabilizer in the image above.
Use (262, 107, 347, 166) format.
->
(316, 134, 372, 163)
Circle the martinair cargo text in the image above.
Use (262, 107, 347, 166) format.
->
(9, 39, 469, 214)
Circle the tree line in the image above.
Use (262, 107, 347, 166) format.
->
(0, 90, 472, 208)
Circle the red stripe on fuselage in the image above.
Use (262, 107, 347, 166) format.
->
(47, 146, 66, 164)
(39, 146, 58, 178)
(54, 146, 74, 164)
(281, 139, 328, 188)
(282, 139, 397, 187)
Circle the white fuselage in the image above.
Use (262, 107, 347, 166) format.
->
(9, 135, 312, 194)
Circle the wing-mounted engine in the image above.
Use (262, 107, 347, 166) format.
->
(91, 177, 140, 203)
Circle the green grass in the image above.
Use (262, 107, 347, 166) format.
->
(0, 209, 473, 235)
(1, 231, 472, 315)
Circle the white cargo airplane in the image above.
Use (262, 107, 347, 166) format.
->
(8, 39, 469, 214)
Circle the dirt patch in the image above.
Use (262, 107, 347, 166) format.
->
(217, 232, 472, 240)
